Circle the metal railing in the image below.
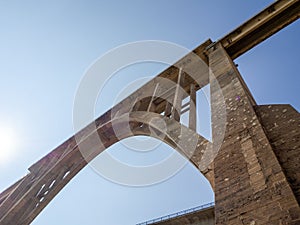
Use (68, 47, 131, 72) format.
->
(136, 202, 214, 225)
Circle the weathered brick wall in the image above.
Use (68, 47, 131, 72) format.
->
(153, 207, 214, 225)
(255, 104, 300, 205)
(208, 43, 300, 224)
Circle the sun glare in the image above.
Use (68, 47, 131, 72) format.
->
(0, 126, 16, 164)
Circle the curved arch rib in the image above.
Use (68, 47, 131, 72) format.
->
(0, 111, 212, 225)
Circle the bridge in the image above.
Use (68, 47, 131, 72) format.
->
(0, 0, 299, 224)
(137, 202, 215, 225)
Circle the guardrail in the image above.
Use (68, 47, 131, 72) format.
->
(136, 202, 214, 225)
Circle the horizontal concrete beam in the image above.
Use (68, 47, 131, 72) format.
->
(220, 0, 300, 59)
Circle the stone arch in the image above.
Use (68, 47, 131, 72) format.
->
(0, 110, 214, 225)
(83, 110, 215, 187)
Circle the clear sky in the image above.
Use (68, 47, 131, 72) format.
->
(0, 0, 299, 225)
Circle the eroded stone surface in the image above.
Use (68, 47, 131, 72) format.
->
(255, 104, 300, 205)
(208, 43, 300, 225)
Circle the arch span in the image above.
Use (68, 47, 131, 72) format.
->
(0, 111, 214, 225)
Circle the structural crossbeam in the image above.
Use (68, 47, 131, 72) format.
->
(0, 0, 299, 224)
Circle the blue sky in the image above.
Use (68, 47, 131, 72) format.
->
(0, 0, 299, 224)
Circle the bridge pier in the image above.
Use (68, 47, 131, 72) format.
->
(0, 1, 299, 223)
(208, 42, 300, 224)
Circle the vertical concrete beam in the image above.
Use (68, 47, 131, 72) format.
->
(208, 43, 300, 224)
(189, 84, 197, 131)
(172, 68, 185, 121)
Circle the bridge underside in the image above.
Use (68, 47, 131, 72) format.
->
(152, 103, 300, 225)
(0, 0, 299, 224)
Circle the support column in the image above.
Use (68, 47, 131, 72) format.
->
(208, 43, 300, 224)
(189, 84, 197, 131)
(172, 68, 185, 121)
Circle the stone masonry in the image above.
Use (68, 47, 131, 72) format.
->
(208, 43, 300, 224)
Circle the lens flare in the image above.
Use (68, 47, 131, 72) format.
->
(0, 126, 16, 164)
